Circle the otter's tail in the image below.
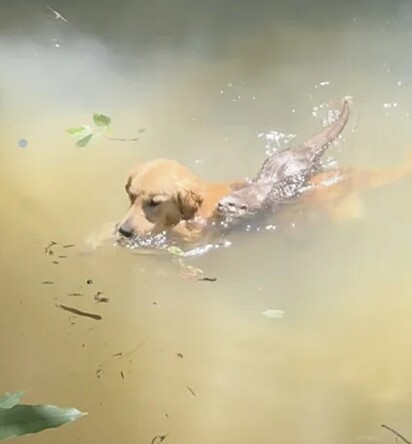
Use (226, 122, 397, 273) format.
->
(296, 97, 351, 162)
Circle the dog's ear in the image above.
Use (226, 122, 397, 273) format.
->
(125, 177, 132, 193)
(177, 189, 203, 220)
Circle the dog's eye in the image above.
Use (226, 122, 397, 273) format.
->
(148, 198, 161, 207)
(129, 193, 137, 203)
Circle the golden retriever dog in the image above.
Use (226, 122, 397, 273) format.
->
(117, 158, 244, 241)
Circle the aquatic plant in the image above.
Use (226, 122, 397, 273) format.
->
(66, 113, 112, 147)
(0, 391, 85, 440)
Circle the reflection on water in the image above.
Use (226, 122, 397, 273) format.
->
(1, 0, 412, 443)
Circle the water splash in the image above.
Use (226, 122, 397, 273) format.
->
(257, 130, 297, 156)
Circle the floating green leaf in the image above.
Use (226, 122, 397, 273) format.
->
(93, 113, 111, 127)
(262, 309, 285, 319)
(167, 246, 184, 256)
(66, 127, 86, 136)
(76, 134, 94, 148)
(66, 125, 96, 147)
(0, 392, 25, 410)
(0, 403, 86, 440)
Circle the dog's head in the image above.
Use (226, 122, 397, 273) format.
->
(118, 159, 204, 238)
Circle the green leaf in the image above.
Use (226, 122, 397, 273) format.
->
(75, 134, 94, 147)
(262, 309, 285, 319)
(0, 404, 86, 440)
(67, 125, 94, 140)
(0, 393, 25, 410)
(167, 246, 184, 256)
(93, 113, 111, 127)
(66, 127, 85, 136)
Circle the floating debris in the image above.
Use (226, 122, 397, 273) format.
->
(41, 281, 55, 285)
(187, 386, 197, 397)
(86, 279, 93, 285)
(46, 5, 68, 22)
(94, 292, 110, 304)
(109, 137, 139, 142)
(44, 241, 57, 255)
(112, 352, 123, 358)
(63, 244, 75, 249)
(151, 434, 169, 444)
(381, 424, 411, 444)
(167, 246, 184, 256)
(57, 304, 102, 321)
(262, 309, 285, 319)
(197, 277, 217, 282)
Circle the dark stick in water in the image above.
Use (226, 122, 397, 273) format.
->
(56, 304, 103, 321)
(381, 424, 412, 444)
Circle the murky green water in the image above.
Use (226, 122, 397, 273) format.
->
(1, 0, 412, 443)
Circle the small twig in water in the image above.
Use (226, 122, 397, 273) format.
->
(44, 241, 57, 255)
(187, 386, 197, 397)
(382, 424, 412, 444)
(46, 5, 68, 23)
(151, 433, 169, 444)
(56, 304, 103, 321)
(197, 277, 217, 282)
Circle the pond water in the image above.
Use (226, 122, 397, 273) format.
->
(1, 0, 412, 443)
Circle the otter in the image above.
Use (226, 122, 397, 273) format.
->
(214, 98, 351, 226)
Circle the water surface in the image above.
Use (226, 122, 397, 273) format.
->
(1, 1, 412, 443)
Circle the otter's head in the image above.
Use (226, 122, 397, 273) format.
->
(215, 182, 272, 223)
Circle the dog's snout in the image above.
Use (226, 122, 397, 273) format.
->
(118, 223, 134, 238)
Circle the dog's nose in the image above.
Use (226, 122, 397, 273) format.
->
(118, 223, 134, 238)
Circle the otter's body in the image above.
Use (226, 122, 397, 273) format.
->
(215, 98, 351, 225)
